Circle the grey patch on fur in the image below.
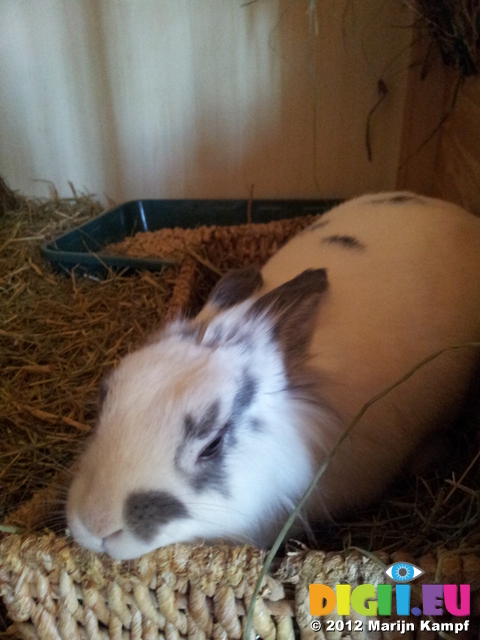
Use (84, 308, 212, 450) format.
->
(124, 490, 189, 541)
(231, 371, 257, 421)
(192, 464, 228, 495)
(191, 419, 236, 496)
(184, 401, 221, 441)
(321, 235, 365, 250)
(371, 194, 424, 205)
(192, 439, 230, 494)
(208, 266, 263, 310)
(175, 401, 231, 496)
(250, 417, 263, 432)
(248, 269, 328, 368)
(180, 372, 257, 493)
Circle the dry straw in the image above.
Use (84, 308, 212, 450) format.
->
(1, 189, 480, 639)
(406, 0, 480, 77)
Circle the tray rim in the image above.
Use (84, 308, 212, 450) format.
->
(40, 197, 340, 275)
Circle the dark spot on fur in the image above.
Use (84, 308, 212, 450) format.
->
(189, 420, 237, 498)
(307, 218, 330, 232)
(231, 371, 257, 420)
(370, 193, 424, 205)
(191, 460, 228, 495)
(208, 266, 263, 310)
(191, 421, 234, 496)
(176, 403, 232, 496)
(321, 235, 365, 250)
(250, 418, 263, 432)
(175, 374, 258, 498)
(124, 491, 189, 541)
(181, 372, 257, 494)
(184, 402, 220, 440)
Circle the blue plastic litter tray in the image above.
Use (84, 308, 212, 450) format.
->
(41, 198, 339, 277)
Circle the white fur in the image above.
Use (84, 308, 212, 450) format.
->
(67, 192, 480, 559)
(67, 310, 322, 558)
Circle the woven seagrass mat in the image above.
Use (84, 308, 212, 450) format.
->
(2, 532, 480, 640)
(2, 194, 480, 639)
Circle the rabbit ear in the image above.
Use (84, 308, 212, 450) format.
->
(248, 269, 328, 364)
(205, 266, 264, 311)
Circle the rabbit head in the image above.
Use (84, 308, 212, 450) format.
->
(66, 268, 329, 559)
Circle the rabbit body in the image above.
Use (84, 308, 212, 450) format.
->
(67, 192, 480, 559)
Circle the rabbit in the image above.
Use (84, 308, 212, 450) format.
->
(67, 192, 480, 560)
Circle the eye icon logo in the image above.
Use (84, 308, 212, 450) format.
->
(384, 562, 424, 583)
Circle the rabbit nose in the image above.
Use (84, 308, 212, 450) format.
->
(79, 502, 123, 541)
(102, 529, 124, 549)
(124, 490, 190, 541)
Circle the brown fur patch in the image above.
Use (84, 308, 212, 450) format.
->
(208, 266, 263, 310)
(248, 269, 328, 368)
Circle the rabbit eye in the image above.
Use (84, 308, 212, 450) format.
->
(198, 434, 223, 460)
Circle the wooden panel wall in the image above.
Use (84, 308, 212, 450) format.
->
(398, 31, 480, 216)
(433, 74, 480, 215)
(396, 37, 447, 196)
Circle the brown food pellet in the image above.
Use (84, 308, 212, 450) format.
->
(105, 216, 320, 268)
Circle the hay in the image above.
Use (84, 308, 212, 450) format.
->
(407, 0, 480, 76)
(2, 192, 480, 638)
(0, 193, 183, 530)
